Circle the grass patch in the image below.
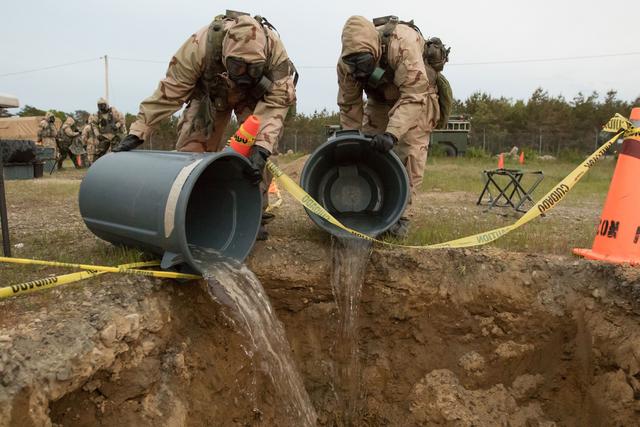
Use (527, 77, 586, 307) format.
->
(422, 156, 615, 206)
(409, 155, 614, 254)
(276, 151, 307, 164)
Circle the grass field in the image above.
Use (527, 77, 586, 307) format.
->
(0, 154, 617, 286)
(407, 155, 616, 253)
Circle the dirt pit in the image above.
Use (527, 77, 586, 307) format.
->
(2, 243, 640, 426)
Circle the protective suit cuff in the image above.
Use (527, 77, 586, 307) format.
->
(254, 141, 273, 154)
(129, 121, 150, 141)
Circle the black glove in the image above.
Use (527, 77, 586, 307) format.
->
(112, 134, 143, 152)
(247, 145, 270, 184)
(370, 132, 397, 153)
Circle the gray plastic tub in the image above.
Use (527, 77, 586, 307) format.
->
(79, 150, 262, 273)
(300, 130, 409, 238)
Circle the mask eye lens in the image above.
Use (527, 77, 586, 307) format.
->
(247, 62, 265, 79)
(343, 53, 374, 73)
(226, 57, 248, 77)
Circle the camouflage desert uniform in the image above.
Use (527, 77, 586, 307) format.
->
(95, 101, 126, 160)
(57, 117, 81, 169)
(37, 112, 58, 156)
(128, 15, 296, 160)
(338, 16, 440, 204)
(81, 114, 99, 164)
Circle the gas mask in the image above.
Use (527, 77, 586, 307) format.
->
(98, 103, 108, 113)
(48, 116, 55, 123)
(342, 52, 376, 83)
(226, 57, 265, 89)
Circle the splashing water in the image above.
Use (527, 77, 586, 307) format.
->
(330, 237, 373, 426)
(190, 245, 317, 426)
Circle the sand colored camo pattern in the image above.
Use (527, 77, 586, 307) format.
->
(337, 17, 440, 203)
(129, 16, 295, 153)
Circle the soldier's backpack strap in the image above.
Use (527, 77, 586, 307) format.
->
(374, 16, 398, 70)
(251, 15, 300, 99)
(191, 15, 229, 135)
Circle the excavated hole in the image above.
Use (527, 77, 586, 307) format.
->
(41, 249, 640, 426)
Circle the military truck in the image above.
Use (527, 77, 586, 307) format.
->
(430, 115, 470, 157)
(323, 115, 471, 157)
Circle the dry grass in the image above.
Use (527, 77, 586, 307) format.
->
(0, 153, 618, 287)
(405, 155, 616, 254)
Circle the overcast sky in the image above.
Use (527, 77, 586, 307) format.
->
(1, 0, 638, 116)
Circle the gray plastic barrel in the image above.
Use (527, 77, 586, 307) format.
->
(300, 130, 409, 238)
(79, 150, 262, 273)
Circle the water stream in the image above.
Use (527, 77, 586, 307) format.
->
(190, 245, 318, 426)
(330, 237, 373, 426)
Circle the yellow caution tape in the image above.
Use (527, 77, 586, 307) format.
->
(268, 114, 635, 249)
(0, 256, 201, 280)
(0, 261, 161, 300)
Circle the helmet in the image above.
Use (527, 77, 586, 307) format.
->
(426, 37, 450, 72)
(97, 97, 109, 112)
(341, 16, 381, 62)
(222, 16, 268, 88)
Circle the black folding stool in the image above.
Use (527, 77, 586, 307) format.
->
(477, 168, 544, 213)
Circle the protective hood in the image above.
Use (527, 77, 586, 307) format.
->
(340, 16, 381, 61)
(44, 111, 54, 120)
(222, 15, 267, 64)
(97, 97, 108, 106)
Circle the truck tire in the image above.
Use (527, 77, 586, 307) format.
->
(441, 144, 457, 157)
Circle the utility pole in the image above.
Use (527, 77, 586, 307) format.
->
(538, 128, 542, 155)
(482, 128, 486, 152)
(0, 149, 11, 256)
(102, 55, 110, 103)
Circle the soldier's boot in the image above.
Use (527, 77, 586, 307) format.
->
(256, 212, 274, 241)
(384, 216, 410, 239)
(56, 156, 64, 170)
(256, 225, 269, 241)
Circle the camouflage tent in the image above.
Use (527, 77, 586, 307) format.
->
(0, 116, 61, 141)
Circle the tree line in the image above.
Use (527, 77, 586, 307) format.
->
(4, 87, 636, 156)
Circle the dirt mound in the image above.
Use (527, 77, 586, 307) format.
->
(2, 242, 640, 426)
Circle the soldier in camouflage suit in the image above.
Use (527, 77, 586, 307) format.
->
(337, 15, 441, 237)
(114, 12, 297, 240)
(56, 116, 82, 169)
(81, 114, 99, 164)
(37, 111, 58, 156)
(94, 97, 126, 161)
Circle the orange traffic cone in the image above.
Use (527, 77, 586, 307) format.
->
(229, 115, 260, 157)
(519, 151, 525, 165)
(573, 108, 640, 265)
(497, 153, 504, 169)
(268, 181, 279, 194)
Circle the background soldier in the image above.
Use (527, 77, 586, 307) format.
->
(56, 116, 82, 169)
(337, 15, 450, 238)
(113, 12, 297, 240)
(81, 114, 99, 164)
(37, 111, 58, 156)
(95, 97, 126, 161)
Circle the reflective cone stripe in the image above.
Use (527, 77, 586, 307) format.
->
(229, 115, 260, 157)
(574, 111, 640, 264)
